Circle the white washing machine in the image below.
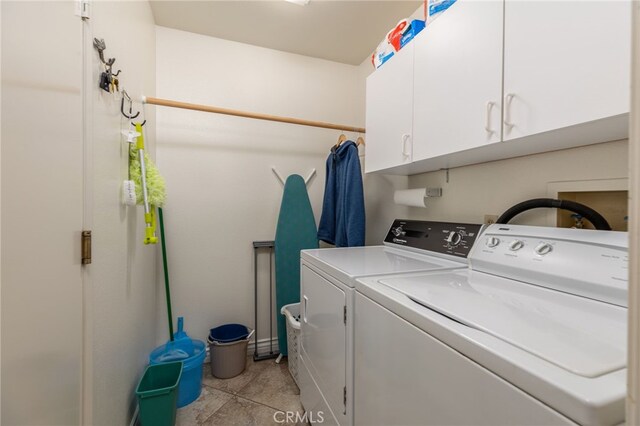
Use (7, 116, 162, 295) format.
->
(355, 224, 628, 426)
(299, 220, 483, 425)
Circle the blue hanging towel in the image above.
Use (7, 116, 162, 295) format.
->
(318, 141, 365, 247)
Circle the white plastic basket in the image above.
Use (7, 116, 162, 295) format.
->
(280, 303, 301, 387)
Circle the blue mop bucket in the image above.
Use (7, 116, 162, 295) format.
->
(208, 324, 254, 379)
(208, 323, 251, 343)
(150, 317, 206, 408)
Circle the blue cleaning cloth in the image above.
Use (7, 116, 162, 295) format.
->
(318, 141, 365, 247)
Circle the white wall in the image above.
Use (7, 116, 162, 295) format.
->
(406, 140, 629, 225)
(85, 2, 157, 425)
(155, 26, 406, 346)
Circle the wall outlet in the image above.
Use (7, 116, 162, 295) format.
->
(484, 215, 498, 225)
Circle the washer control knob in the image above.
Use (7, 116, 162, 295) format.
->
(446, 231, 462, 246)
(535, 242, 553, 256)
(392, 226, 404, 237)
(486, 236, 500, 248)
(509, 240, 524, 251)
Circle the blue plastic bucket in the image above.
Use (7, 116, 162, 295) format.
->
(150, 339, 206, 408)
(208, 323, 251, 344)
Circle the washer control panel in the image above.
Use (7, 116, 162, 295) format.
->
(471, 224, 629, 307)
(483, 235, 555, 256)
(384, 220, 482, 258)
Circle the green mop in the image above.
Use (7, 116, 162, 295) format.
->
(159, 208, 194, 352)
(128, 123, 173, 339)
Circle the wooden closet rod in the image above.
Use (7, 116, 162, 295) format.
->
(143, 96, 366, 133)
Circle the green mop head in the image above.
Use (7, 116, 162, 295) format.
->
(129, 144, 167, 207)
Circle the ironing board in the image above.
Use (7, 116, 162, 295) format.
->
(275, 174, 318, 355)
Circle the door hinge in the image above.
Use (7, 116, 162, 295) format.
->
(343, 305, 347, 325)
(82, 231, 92, 265)
(75, 0, 90, 19)
(343, 386, 347, 409)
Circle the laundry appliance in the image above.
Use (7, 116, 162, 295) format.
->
(355, 223, 628, 425)
(298, 220, 483, 425)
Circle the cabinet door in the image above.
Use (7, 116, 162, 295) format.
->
(364, 43, 414, 173)
(503, 0, 631, 141)
(413, 0, 504, 161)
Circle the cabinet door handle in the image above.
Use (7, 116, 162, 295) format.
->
(401, 134, 412, 159)
(303, 295, 309, 323)
(485, 101, 495, 133)
(504, 93, 515, 129)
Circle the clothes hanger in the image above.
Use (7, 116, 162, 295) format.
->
(336, 132, 364, 148)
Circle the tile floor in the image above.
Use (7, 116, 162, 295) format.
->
(177, 356, 304, 425)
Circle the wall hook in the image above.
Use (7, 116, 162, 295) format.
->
(93, 38, 115, 69)
(304, 169, 316, 185)
(121, 91, 140, 120)
(271, 167, 316, 188)
(271, 168, 286, 186)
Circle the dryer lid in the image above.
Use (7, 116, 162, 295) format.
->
(301, 246, 464, 284)
(377, 270, 627, 378)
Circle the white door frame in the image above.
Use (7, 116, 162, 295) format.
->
(81, 11, 94, 425)
(628, 1, 640, 424)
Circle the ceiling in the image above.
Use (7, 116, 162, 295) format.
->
(150, 1, 422, 65)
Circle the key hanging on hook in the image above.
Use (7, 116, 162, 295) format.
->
(93, 38, 121, 93)
(99, 63, 111, 93)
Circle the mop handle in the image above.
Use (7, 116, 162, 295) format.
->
(158, 207, 175, 341)
(135, 123, 158, 245)
(135, 123, 151, 219)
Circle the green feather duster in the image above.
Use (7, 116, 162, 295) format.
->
(129, 144, 166, 207)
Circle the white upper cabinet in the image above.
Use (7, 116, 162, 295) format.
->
(503, 0, 631, 141)
(413, 0, 504, 161)
(363, 0, 631, 174)
(365, 43, 415, 173)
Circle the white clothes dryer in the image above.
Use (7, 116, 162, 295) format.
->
(299, 220, 483, 425)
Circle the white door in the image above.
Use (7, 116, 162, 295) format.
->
(364, 43, 414, 173)
(503, 0, 631, 141)
(412, 0, 503, 161)
(300, 266, 346, 424)
(1, 2, 84, 424)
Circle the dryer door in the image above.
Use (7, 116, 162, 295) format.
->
(301, 265, 347, 423)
